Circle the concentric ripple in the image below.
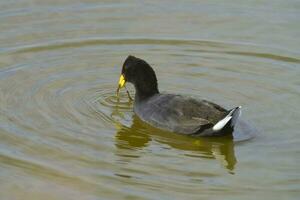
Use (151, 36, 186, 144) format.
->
(1, 0, 300, 198)
(0, 36, 299, 199)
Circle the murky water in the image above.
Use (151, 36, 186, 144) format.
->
(0, 1, 300, 199)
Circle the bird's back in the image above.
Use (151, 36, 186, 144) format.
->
(134, 94, 228, 135)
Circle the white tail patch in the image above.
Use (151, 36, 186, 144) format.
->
(212, 106, 242, 132)
(212, 116, 232, 131)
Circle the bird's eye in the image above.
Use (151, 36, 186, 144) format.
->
(124, 65, 129, 71)
(124, 64, 133, 73)
(122, 65, 127, 73)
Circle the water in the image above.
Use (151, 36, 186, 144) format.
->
(0, 1, 299, 199)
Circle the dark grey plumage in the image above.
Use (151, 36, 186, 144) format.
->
(119, 55, 241, 136)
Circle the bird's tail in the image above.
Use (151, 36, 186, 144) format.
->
(212, 106, 242, 132)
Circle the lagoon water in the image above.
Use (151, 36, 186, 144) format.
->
(0, 1, 299, 199)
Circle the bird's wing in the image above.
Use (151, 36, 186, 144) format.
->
(142, 95, 224, 134)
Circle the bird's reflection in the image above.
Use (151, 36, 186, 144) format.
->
(115, 115, 237, 172)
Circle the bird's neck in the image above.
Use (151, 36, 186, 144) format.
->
(134, 83, 159, 103)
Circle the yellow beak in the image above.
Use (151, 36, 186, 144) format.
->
(116, 74, 126, 96)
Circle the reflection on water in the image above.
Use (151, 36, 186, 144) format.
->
(1, 0, 299, 199)
(115, 115, 237, 172)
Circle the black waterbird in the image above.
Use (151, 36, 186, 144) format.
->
(117, 55, 241, 136)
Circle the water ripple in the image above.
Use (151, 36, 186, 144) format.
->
(0, 35, 297, 199)
(8, 37, 300, 64)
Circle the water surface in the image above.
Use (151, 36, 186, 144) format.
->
(0, 1, 299, 199)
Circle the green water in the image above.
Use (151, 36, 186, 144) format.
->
(0, 1, 299, 199)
